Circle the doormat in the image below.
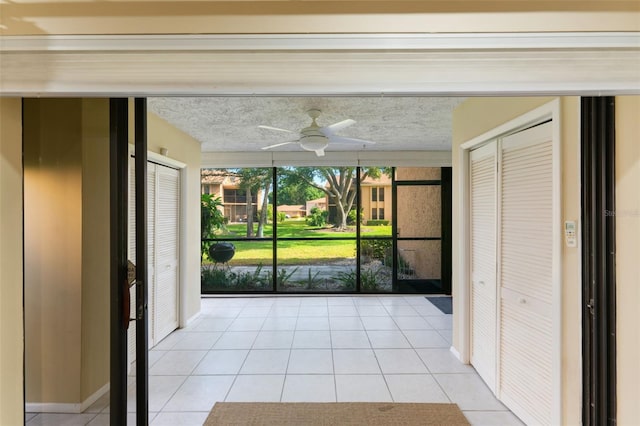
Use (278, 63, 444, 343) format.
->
(426, 296, 452, 314)
(205, 402, 470, 426)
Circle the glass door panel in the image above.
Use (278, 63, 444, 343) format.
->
(396, 185, 441, 238)
(394, 167, 444, 294)
(360, 238, 393, 292)
(201, 167, 274, 293)
(276, 240, 356, 292)
(397, 240, 442, 292)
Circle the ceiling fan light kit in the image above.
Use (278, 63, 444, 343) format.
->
(259, 109, 375, 157)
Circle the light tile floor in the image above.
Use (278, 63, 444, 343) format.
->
(26, 295, 524, 426)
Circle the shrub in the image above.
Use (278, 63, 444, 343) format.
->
(361, 239, 392, 263)
(347, 208, 362, 226)
(366, 219, 389, 226)
(333, 270, 356, 291)
(306, 207, 328, 227)
(360, 266, 384, 291)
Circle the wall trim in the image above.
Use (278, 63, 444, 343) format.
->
(2, 33, 638, 52)
(1, 33, 638, 96)
(449, 345, 462, 362)
(26, 383, 110, 414)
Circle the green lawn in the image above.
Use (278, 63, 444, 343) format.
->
(223, 218, 391, 238)
(206, 219, 392, 265)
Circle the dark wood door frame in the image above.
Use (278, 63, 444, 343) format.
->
(581, 96, 616, 426)
(109, 98, 129, 425)
(110, 98, 149, 425)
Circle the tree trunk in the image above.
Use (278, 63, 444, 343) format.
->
(245, 187, 254, 237)
(256, 176, 272, 238)
(335, 201, 348, 231)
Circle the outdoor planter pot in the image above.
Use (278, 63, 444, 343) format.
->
(209, 242, 236, 263)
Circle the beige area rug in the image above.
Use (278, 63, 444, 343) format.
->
(205, 402, 470, 425)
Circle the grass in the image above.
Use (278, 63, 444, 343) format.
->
(205, 219, 392, 265)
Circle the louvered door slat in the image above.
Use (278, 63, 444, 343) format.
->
(153, 165, 180, 344)
(470, 141, 498, 392)
(499, 121, 554, 426)
(147, 164, 156, 346)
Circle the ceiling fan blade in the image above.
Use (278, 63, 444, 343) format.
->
(258, 125, 296, 134)
(314, 149, 326, 157)
(261, 141, 297, 150)
(329, 136, 376, 145)
(321, 119, 356, 135)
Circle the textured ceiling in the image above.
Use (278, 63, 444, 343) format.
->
(148, 97, 465, 153)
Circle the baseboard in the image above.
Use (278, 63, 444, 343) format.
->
(80, 382, 110, 413)
(26, 383, 109, 414)
(185, 311, 200, 327)
(26, 402, 83, 414)
(449, 345, 462, 362)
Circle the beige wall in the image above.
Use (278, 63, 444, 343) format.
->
(451, 97, 582, 425)
(1, 1, 638, 35)
(23, 99, 111, 405)
(0, 98, 24, 425)
(80, 99, 111, 401)
(144, 111, 202, 323)
(24, 99, 84, 404)
(615, 95, 640, 426)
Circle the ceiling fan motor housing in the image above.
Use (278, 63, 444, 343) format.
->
(299, 127, 329, 152)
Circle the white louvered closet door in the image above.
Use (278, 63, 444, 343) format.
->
(128, 161, 159, 364)
(147, 164, 157, 346)
(127, 158, 137, 367)
(499, 121, 554, 426)
(469, 141, 498, 392)
(153, 164, 180, 344)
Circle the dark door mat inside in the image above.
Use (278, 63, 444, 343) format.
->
(425, 296, 452, 314)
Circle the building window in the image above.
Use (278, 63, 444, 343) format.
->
(203, 185, 210, 195)
(371, 208, 378, 220)
(371, 187, 384, 202)
(379, 208, 385, 220)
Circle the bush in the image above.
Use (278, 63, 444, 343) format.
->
(361, 239, 392, 264)
(277, 212, 287, 223)
(347, 208, 362, 226)
(201, 264, 271, 291)
(306, 207, 328, 227)
(366, 219, 389, 226)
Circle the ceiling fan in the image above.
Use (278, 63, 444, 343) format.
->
(259, 109, 375, 157)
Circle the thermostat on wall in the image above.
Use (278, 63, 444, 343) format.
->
(564, 221, 577, 248)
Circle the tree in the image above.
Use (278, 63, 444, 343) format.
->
(275, 172, 325, 206)
(237, 168, 272, 238)
(285, 167, 390, 231)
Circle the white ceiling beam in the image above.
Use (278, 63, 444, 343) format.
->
(201, 151, 452, 168)
(1, 33, 639, 96)
(2, 33, 639, 51)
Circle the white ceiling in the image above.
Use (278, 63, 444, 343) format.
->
(148, 97, 466, 153)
